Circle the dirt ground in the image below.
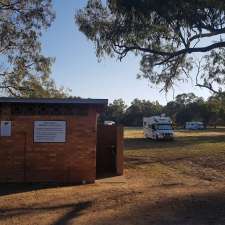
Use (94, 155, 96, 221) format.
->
(1, 128, 225, 225)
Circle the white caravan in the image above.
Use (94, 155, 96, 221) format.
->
(143, 115, 174, 140)
(185, 122, 204, 130)
(104, 120, 115, 125)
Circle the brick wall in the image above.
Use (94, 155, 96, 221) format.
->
(0, 106, 98, 183)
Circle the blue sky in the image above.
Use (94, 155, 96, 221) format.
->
(41, 0, 211, 105)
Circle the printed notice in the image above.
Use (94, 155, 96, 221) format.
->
(0, 121, 12, 137)
(34, 121, 66, 143)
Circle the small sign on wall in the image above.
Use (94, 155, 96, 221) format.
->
(34, 121, 66, 143)
(0, 121, 12, 137)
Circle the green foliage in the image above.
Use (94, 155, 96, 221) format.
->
(102, 92, 225, 127)
(164, 93, 225, 126)
(76, 0, 225, 93)
(0, 0, 69, 97)
(205, 93, 225, 126)
(101, 98, 127, 123)
(102, 98, 163, 126)
(17, 73, 71, 98)
(124, 99, 163, 126)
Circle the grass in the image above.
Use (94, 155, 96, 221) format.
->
(0, 128, 225, 225)
(125, 128, 225, 185)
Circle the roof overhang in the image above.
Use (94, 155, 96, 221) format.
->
(0, 97, 108, 106)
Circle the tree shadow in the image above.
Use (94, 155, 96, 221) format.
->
(53, 201, 92, 225)
(152, 190, 225, 225)
(95, 190, 225, 225)
(0, 200, 92, 225)
(178, 128, 225, 133)
(0, 183, 81, 197)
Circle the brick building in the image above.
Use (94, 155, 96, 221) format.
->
(0, 98, 123, 184)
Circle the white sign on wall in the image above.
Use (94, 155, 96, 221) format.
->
(0, 121, 12, 137)
(34, 121, 66, 143)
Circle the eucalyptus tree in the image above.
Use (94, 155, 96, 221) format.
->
(0, 0, 68, 97)
(76, 0, 225, 94)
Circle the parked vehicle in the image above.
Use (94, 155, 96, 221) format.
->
(104, 120, 115, 125)
(185, 121, 204, 130)
(143, 115, 174, 140)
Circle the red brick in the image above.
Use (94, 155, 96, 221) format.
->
(0, 107, 98, 183)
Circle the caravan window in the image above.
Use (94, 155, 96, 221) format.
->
(157, 124, 172, 130)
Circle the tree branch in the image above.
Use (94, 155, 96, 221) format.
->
(194, 59, 221, 94)
(188, 28, 225, 44)
(116, 41, 225, 60)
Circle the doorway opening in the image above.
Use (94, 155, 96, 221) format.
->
(96, 125, 123, 178)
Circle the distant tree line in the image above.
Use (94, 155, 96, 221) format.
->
(100, 93, 225, 127)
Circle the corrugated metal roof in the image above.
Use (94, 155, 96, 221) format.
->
(0, 97, 108, 105)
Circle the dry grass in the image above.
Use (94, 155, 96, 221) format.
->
(125, 128, 225, 186)
(1, 128, 225, 225)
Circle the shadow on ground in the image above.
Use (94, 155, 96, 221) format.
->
(94, 190, 225, 225)
(1, 187, 225, 225)
(0, 183, 81, 197)
(96, 173, 119, 180)
(0, 200, 92, 225)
